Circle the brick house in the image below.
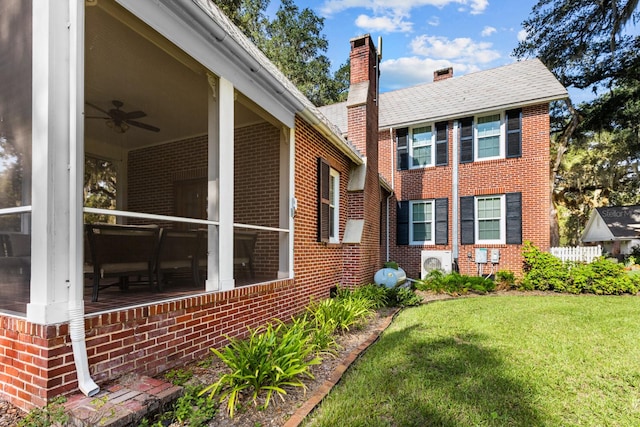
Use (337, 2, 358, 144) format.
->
(321, 60, 568, 279)
(0, 1, 383, 411)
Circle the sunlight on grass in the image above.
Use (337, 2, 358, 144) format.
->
(303, 296, 640, 427)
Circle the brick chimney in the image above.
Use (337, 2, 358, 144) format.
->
(433, 67, 453, 82)
(342, 34, 381, 288)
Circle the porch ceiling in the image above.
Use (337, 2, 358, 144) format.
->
(84, 2, 262, 152)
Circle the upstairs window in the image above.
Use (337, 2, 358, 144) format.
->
(476, 113, 502, 160)
(459, 109, 521, 163)
(410, 126, 433, 168)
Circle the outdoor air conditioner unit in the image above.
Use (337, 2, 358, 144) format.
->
(421, 250, 453, 279)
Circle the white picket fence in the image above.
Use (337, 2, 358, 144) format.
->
(550, 245, 602, 263)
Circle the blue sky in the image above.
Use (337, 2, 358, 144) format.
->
(306, 0, 540, 94)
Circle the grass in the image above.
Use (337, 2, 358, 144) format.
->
(303, 295, 640, 427)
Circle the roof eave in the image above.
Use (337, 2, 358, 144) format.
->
(381, 93, 569, 130)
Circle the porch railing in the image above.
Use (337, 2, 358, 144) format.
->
(550, 245, 602, 263)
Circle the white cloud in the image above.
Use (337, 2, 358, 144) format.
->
(380, 56, 481, 89)
(481, 26, 497, 37)
(410, 34, 501, 63)
(517, 29, 528, 42)
(427, 16, 440, 26)
(355, 14, 413, 33)
(319, 0, 489, 17)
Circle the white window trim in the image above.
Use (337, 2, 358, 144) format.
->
(474, 111, 504, 161)
(329, 168, 340, 243)
(409, 200, 435, 245)
(409, 124, 435, 169)
(475, 195, 506, 244)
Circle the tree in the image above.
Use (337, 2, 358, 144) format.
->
(214, 0, 347, 106)
(514, 0, 640, 245)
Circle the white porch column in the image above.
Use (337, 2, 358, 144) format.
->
(27, 1, 73, 324)
(218, 78, 235, 290)
(207, 76, 235, 291)
(278, 127, 294, 278)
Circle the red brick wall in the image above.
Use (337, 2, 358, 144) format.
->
(342, 35, 382, 287)
(0, 113, 371, 411)
(379, 104, 550, 278)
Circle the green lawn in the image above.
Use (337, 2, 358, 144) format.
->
(303, 295, 640, 427)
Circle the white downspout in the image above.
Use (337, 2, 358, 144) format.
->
(69, 0, 99, 397)
(452, 120, 459, 270)
(386, 127, 394, 262)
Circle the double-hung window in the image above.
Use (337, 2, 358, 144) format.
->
(476, 195, 505, 244)
(318, 157, 340, 243)
(328, 168, 340, 243)
(476, 113, 502, 160)
(410, 125, 433, 168)
(410, 200, 434, 244)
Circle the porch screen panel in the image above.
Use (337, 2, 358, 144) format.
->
(0, 0, 33, 315)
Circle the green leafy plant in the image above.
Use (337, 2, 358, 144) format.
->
(350, 283, 389, 309)
(385, 287, 423, 307)
(416, 271, 495, 294)
(201, 319, 321, 418)
(521, 241, 569, 291)
(522, 242, 640, 295)
(495, 270, 516, 289)
(18, 397, 69, 427)
(164, 367, 194, 386)
(308, 293, 372, 334)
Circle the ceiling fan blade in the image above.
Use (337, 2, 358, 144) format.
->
(127, 120, 160, 132)
(85, 115, 110, 119)
(125, 110, 146, 120)
(85, 102, 111, 116)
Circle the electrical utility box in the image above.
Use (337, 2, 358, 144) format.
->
(490, 249, 500, 263)
(475, 248, 487, 263)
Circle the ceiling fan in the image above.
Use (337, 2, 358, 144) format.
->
(85, 100, 160, 133)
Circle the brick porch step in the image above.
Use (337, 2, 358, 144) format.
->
(63, 375, 182, 427)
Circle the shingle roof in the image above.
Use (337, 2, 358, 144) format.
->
(595, 206, 640, 238)
(319, 59, 568, 133)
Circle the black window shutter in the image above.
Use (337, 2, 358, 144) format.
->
(396, 201, 409, 245)
(506, 192, 522, 244)
(435, 122, 448, 166)
(506, 109, 522, 158)
(396, 128, 409, 170)
(459, 117, 473, 163)
(435, 198, 448, 245)
(317, 158, 330, 242)
(460, 196, 475, 245)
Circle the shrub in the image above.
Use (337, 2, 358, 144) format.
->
(416, 271, 495, 294)
(385, 287, 423, 307)
(351, 283, 389, 309)
(521, 241, 569, 291)
(495, 270, 516, 290)
(522, 242, 640, 295)
(201, 319, 321, 418)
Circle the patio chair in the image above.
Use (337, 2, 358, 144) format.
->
(85, 223, 160, 302)
(156, 228, 199, 290)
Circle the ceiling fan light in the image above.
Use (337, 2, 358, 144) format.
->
(106, 119, 115, 129)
